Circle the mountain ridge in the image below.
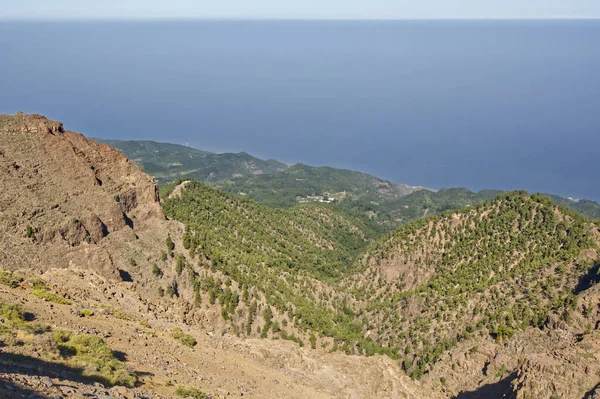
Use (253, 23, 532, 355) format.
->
(97, 138, 429, 205)
(100, 138, 600, 227)
(94, 138, 290, 183)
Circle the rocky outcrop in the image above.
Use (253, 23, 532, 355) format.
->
(0, 112, 165, 280)
(0, 112, 64, 135)
(511, 346, 600, 399)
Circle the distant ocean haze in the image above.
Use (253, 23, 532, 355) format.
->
(0, 20, 598, 199)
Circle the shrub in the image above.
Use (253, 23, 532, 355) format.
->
(166, 285, 176, 297)
(111, 308, 131, 321)
(176, 255, 185, 276)
(271, 321, 280, 334)
(0, 270, 23, 288)
(494, 325, 515, 343)
(309, 333, 317, 349)
(172, 327, 197, 348)
(495, 364, 509, 378)
(175, 386, 208, 399)
(166, 235, 175, 253)
(0, 303, 26, 326)
(280, 331, 304, 348)
(260, 307, 273, 339)
(31, 288, 72, 305)
(53, 331, 136, 387)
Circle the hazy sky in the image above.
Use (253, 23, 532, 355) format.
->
(1, 0, 600, 20)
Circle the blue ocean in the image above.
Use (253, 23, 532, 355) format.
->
(0, 20, 598, 199)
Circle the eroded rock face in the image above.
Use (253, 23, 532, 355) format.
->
(0, 111, 64, 135)
(511, 349, 600, 399)
(0, 112, 165, 280)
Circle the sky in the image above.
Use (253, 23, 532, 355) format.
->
(1, 0, 600, 20)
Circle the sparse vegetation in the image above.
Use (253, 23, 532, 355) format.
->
(166, 285, 175, 297)
(0, 302, 48, 339)
(1, 303, 133, 387)
(101, 307, 132, 321)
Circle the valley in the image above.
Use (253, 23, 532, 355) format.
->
(1, 113, 600, 399)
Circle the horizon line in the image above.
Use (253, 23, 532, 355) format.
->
(2, 16, 600, 22)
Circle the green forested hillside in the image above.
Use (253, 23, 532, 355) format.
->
(545, 195, 600, 219)
(101, 139, 600, 229)
(98, 139, 425, 214)
(162, 180, 375, 279)
(213, 163, 422, 207)
(369, 188, 600, 227)
(161, 181, 386, 353)
(95, 139, 289, 184)
(347, 188, 496, 227)
(345, 191, 599, 378)
(66, 136, 600, 396)
(161, 183, 600, 380)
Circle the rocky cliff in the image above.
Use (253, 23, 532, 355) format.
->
(0, 112, 164, 279)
